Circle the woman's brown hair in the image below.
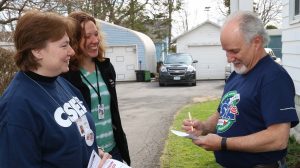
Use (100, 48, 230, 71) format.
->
(68, 11, 106, 70)
(13, 10, 74, 71)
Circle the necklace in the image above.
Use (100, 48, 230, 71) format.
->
(80, 62, 102, 105)
(23, 72, 66, 108)
(23, 72, 86, 117)
(23, 72, 95, 146)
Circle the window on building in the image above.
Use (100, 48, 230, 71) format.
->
(296, 0, 300, 16)
(290, 0, 300, 23)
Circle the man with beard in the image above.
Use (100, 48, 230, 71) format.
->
(182, 11, 299, 168)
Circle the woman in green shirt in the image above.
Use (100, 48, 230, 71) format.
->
(61, 11, 131, 166)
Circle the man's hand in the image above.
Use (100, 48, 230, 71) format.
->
(182, 112, 219, 137)
(182, 119, 205, 136)
(192, 134, 222, 151)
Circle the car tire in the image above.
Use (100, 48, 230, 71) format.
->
(192, 82, 196, 86)
(159, 82, 164, 87)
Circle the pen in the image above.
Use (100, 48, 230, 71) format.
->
(188, 112, 194, 131)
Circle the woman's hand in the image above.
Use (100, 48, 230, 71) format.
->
(97, 149, 112, 168)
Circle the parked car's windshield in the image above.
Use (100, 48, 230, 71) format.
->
(164, 54, 193, 65)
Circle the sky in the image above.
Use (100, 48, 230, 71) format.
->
(172, 0, 227, 37)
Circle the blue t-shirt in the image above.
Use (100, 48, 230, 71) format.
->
(0, 72, 98, 168)
(215, 56, 299, 168)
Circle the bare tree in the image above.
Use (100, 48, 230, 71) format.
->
(218, 0, 229, 16)
(161, 0, 183, 50)
(174, 8, 188, 35)
(0, 0, 27, 25)
(0, 0, 68, 31)
(0, 0, 182, 44)
(254, 0, 282, 26)
(181, 9, 188, 32)
(220, 0, 282, 26)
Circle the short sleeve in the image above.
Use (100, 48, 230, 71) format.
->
(260, 73, 299, 127)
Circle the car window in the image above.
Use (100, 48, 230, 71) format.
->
(164, 54, 193, 65)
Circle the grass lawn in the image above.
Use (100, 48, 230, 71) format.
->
(160, 99, 220, 168)
(160, 99, 300, 168)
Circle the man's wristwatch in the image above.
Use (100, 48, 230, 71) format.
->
(221, 137, 227, 151)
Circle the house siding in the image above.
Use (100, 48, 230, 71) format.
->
(176, 23, 221, 53)
(101, 24, 146, 69)
(282, 0, 300, 142)
(99, 21, 156, 73)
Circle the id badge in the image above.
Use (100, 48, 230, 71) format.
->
(76, 115, 91, 137)
(98, 104, 105, 120)
(84, 129, 95, 146)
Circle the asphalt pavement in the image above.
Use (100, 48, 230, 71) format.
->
(116, 80, 224, 168)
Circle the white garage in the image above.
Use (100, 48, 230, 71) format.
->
(97, 20, 156, 81)
(106, 45, 137, 81)
(172, 20, 227, 80)
(187, 45, 226, 79)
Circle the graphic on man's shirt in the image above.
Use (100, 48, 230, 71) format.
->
(217, 91, 240, 133)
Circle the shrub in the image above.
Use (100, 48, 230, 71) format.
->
(287, 136, 300, 168)
(0, 48, 17, 95)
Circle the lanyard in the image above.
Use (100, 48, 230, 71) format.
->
(80, 62, 101, 104)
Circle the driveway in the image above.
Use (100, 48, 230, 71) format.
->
(116, 80, 224, 168)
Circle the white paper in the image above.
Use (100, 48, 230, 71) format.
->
(102, 159, 131, 168)
(87, 150, 101, 168)
(170, 130, 198, 140)
(87, 150, 131, 168)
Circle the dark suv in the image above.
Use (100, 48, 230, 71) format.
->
(159, 53, 198, 86)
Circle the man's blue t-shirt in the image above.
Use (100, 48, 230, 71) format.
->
(215, 55, 299, 168)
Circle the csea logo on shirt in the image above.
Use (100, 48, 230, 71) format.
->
(54, 97, 87, 127)
(217, 91, 240, 133)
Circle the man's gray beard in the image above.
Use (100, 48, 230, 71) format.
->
(234, 65, 248, 75)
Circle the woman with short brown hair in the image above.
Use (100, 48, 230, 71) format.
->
(0, 10, 110, 168)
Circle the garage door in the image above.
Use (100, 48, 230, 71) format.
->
(187, 45, 227, 80)
(105, 45, 137, 81)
